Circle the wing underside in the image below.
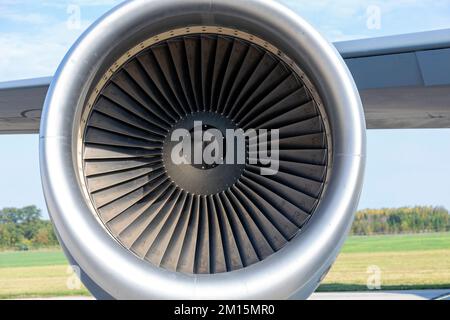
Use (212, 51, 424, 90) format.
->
(1, 29, 449, 133)
(0, 77, 50, 134)
(337, 28, 450, 129)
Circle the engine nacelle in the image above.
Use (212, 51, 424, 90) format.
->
(40, 0, 365, 299)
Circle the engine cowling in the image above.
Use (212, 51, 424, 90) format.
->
(40, 0, 365, 299)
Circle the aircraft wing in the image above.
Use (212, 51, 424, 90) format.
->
(0, 77, 51, 134)
(1, 29, 450, 133)
(336, 28, 450, 129)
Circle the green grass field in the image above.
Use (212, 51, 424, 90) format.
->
(319, 232, 450, 292)
(0, 249, 67, 268)
(341, 232, 450, 253)
(1, 232, 449, 298)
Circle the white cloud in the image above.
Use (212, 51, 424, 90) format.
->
(41, 0, 123, 8)
(0, 19, 92, 81)
(0, 0, 120, 81)
(0, 4, 53, 25)
(278, 0, 450, 41)
(1, 0, 450, 82)
(0, 11, 49, 24)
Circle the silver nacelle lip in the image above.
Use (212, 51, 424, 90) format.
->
(40, 0, 366, 299)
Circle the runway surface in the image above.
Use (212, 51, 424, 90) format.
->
(309, 289, 450, 300)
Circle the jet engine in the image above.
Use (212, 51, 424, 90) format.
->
(40, 0, 365, 299)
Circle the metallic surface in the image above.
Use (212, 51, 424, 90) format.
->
(79, 30, 330, 274)
(342, 33, 450, 129)
(0, 77, 50, 134)
(40, 0, 365, 299)
(2, 28, 450, 132)
(361, 86, 450, 129)
(335, 28, 450, 59)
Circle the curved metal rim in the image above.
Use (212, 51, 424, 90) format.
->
(40, 0, 366, 299)
(77, 27, 333, 273)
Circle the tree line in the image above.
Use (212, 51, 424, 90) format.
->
(0, 205, 449, 250)
(0, 206, 58, 250)
(351, 206, 450, 235)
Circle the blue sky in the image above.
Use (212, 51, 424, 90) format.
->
(1, 0, 450, 218)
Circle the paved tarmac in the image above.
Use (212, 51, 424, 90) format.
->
(309, 289, 450, 300)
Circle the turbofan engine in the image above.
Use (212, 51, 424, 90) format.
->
(40, 0, 365, 299)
